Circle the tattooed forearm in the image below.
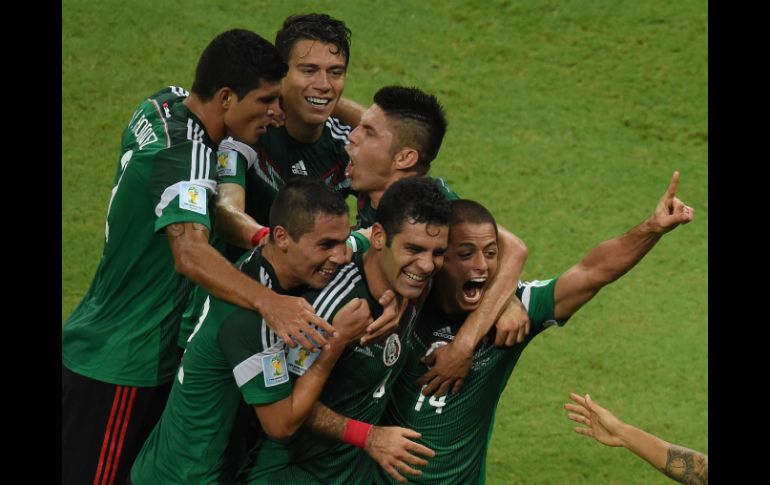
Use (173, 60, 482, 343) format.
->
(166, 223, 185, 237)
(663, 445, 708, 485)
(166, 222, 209, 238)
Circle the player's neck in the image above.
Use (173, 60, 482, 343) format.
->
(262, 244, 301, 291)
(284, 116, 324, 144)
(369, 172, 420, 210)
(363, 250, 404, 308)
(183, 94, 224, 144)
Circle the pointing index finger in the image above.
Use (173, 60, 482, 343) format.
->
(666, 170, 680, 199)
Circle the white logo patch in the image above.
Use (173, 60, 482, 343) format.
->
(432, 326, 454, 340)
(383, 334, 401, 367)
(262, 352, 290, 388)
(287, 344, 320, 376)
(291, 160, 308, 175)
(354, 346, 375, 358)
(216, 150, 238, 178)
(179, 182, 207, 215)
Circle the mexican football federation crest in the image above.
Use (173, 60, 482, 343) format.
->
(382, 333, 401, 367)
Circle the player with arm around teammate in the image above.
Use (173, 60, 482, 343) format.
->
(379, 172, 694, 483)
(61, 30, 339, 485)
(130, 178, 394, 484)
(244, 176, 451, 484)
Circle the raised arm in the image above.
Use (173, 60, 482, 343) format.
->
(254, 299, 370, 439)
(166, 222, 335, 350)
(304, 403, 435, 483)
(553, 171, 693, 320)
(332, 96, 366, 127)
(565, 393, 707, 485)
(214, 182, 268, 250)
(418, 225, 528, 396)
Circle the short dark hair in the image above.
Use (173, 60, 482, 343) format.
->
(192, 29, 288, 101)
(375, 177, 452, 245)
(275, 13, 352, 67)
(269, 177, 349, 241)
(450, 199, 498, 237)
(373, 86, 448, 175)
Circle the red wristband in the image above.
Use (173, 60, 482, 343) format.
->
(342, 419, 373, 449)
(250, 227, 270, 247)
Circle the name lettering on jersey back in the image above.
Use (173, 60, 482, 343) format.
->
(128, 112, 159, 150)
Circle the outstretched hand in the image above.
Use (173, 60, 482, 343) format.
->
(365, 425, 435, 483)
(648, 171, 695, 234)
(564, 392, 625, 447)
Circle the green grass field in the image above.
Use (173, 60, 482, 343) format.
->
(62, 1, 707, 483)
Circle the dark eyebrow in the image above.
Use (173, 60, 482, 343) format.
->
(319, 237, 345, 246)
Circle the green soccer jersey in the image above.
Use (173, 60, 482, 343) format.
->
(248, 252, 431, 484)
(62, 86, 219, 387)
(176, 118, 353, 348)
(355, 176, 459, 229)
(378, 278, 567, 484)
(131, 248, 298, 484)
(218, 117, 351, 228)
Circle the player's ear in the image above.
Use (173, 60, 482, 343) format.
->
(371, 223, 386, 250)
(217, 87, 235, 109)
(272, 225, 290, 251)
(393, 147, 419, 171)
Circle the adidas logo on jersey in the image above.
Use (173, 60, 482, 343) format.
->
(432, 326, 454, 340)
(354, 346, 375, 358)
(291, 160, 308, 175)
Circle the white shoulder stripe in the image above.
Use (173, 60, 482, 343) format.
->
(320, 275, 363, 321)
(326, 118, 351, 144)
(329, 131, 350, 144)
(189, 140, 213, 181)
(520, 285, 532, 311)
(233, 340, 285, 387)
(311, 263, 355, 307)
(259, 267, 275, 350)
(169, 86, 189, 97)
(327, 117, 352, 134)
(313, 265, 361, 317)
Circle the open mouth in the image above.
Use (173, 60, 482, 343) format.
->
(344, 160, 353, 178)
(461, 277, 487, 304)
(306, 96, 330, 107)
(403, 270, 427, 284)
(317, 266, 337, 278)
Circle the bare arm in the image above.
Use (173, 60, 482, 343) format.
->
(332, 96, 366, 127)
(254, 299, 371, 439)
(418, 225, 528, 396)
(166, 222, 335, 350)
(553, 171, 694, 320)
(213, 182, 266, 250)
(566, 393, 707, 485)
(305, 403, 435, 483)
